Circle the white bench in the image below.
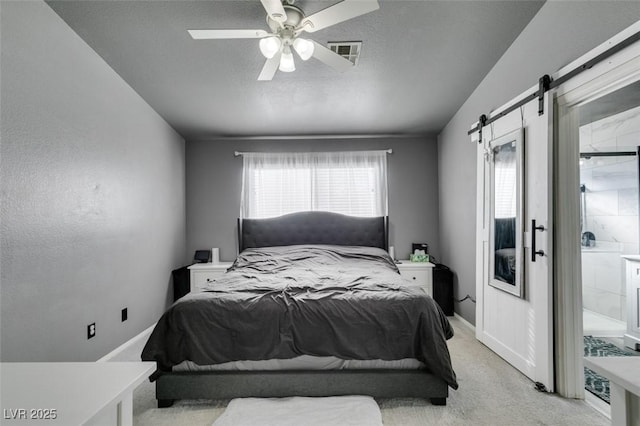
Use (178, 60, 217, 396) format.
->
(584, 356, 640, 425)
(1, 362, 155, 425)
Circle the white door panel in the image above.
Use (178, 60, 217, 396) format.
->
(475, 95, 554, 391)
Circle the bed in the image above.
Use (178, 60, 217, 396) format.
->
(141, 211, 458, 407)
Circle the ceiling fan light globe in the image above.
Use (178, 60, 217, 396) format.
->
(279, 50, 296, 72)
(293, 38, 314, 61)
(259, 36, 282, 59)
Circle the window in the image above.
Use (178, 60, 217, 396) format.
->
(241, 151, 388, 219)
(493, 142, 517, 218)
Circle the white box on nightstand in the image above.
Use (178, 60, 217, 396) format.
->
(396, 261, 435, 297)
(188, 262, 233, 293)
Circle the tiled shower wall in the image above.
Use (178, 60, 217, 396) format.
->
(580, 105, 640, 321)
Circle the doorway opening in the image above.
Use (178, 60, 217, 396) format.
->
(576, 81, 640, 406)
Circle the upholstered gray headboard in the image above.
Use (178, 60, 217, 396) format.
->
(238, 211, 389, 252)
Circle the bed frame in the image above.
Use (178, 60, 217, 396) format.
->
(155, 211, 449, 407)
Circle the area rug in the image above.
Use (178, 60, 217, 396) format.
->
(583, 335, 638, 403)
(212, 395, 383, 426)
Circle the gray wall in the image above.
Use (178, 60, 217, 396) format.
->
(186, 137, 439, 262)
(0, 1, 186, 361)
(437, 1, 640, 324)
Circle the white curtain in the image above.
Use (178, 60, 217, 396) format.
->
(241, 151, 388, 219)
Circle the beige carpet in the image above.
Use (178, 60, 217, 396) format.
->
(118, 316, 608, 426)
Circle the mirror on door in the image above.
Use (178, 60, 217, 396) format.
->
(489, 128, 524, 297)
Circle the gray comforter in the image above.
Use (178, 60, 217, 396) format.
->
(142, 245, 458, 389)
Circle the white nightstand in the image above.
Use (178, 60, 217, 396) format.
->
(396, 261, 435, 296)
(188, 262, 233, 293)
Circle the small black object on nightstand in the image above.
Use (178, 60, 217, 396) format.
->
(193, 250, 211, 263)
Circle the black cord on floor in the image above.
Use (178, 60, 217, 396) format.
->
(456, 294, 476, 304)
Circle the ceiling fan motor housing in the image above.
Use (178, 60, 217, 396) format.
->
(267, 4, 305, 33)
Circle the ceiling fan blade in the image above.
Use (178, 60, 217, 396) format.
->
(311, 41, 354, 72)
(260, 0, 288, 24)
(298, 0, 379, 33)
(188, 29, 269, 39)
(258, 51, 282, 81)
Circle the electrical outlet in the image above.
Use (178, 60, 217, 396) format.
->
(121, 308, 128, 322)
(87, 323, 96, 339)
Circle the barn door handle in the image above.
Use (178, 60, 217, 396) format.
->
(531, 219, 545, 262)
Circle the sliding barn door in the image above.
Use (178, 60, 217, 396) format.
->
(475, 95, 554, 391)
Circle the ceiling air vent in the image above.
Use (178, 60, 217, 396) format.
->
(327, 41, 362, 66)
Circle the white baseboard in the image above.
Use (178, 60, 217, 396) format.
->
(454, 312, 476, 332)
(584, 391, 611, 419)
(97, 324, 155, 363)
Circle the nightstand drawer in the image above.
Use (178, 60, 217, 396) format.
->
(399, 269, 429, 286)
(188, 262, 233, 293)
(396, 261, 434, 297)
(192, 270, 226, 290)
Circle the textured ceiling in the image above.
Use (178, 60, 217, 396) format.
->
(46, 0, 544, 140)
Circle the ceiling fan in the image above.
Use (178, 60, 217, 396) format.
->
(188, 0, 380, 81)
